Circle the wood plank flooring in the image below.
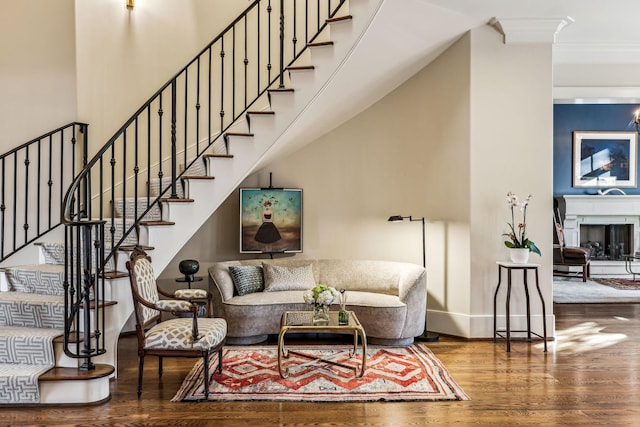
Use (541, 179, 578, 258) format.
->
(3, 303, 640, 426)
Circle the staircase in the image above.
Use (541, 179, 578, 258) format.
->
(0, 0, 384, 405)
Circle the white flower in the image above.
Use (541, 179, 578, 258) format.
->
(303, 289, 314, 304)
(304, 284, 339, 307)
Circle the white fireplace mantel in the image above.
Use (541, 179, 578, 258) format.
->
(562, 195, 640, 275)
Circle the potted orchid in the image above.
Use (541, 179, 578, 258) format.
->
(303, 284, 340, 325)
(503, 192, 541, 263)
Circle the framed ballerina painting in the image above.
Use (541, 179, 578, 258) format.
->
(239, 188, 303, 253)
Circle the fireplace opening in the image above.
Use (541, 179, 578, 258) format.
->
(580, 224, 633, 260)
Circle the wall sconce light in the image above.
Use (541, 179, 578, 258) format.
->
(126, 0, 135, 9)
(634, 110, 640, 133)
(388, 215, 438, 342)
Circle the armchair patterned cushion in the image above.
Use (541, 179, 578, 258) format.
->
(126, 247, 226, 399)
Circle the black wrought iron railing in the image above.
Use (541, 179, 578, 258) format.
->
(0, 122, 87, 262)
(60, 0, 347, 369)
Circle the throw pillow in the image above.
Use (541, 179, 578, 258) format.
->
(262, 263, 315, 292)
(229, 265, 264, 296)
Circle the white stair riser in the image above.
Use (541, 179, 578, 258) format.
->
(53, 341, 81, 369)
(89, 276, 133, 378)
(39, 376, 111, 404)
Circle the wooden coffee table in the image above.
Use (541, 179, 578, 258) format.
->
(277, 310, 367, 378)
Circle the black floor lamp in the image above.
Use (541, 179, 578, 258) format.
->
(388, 215, 439, 342)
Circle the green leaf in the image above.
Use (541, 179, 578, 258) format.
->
(528, 241, 542, 256)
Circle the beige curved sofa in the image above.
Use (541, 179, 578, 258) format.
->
(208, 258, 426, 345)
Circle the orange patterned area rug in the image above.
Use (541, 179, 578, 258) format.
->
(171, 344, 469, 402)
(593, 278, 640, 290)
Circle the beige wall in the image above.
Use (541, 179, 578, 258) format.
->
(0, 0, 245, 152)
(0, 0, 77, 147)
(162, 33, 474, 332)
(74, 0, 246, 151)
(1, 2, 555, 338)
(466, 25, 554, 337)
(163, 25, 555, 339)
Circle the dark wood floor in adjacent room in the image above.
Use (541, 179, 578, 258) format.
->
(3, 303, 640, 426)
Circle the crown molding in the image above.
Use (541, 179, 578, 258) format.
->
(553, 42, 640, 64)
(553, 86, 640, 104)
(489, 16, 573, 44)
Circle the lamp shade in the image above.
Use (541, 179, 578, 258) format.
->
(388, 215, 404, 222)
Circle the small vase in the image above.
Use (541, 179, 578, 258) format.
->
(509, 248, 530, 264)
(338, 289, 349, 325)
(313, 305, 330, 325)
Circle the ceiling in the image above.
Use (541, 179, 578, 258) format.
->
(422, 0, 640, 103)
(260, 0, 640, 165)
(424, 0, 640, 47)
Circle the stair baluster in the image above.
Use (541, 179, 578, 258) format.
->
(54, 0, 347, 380)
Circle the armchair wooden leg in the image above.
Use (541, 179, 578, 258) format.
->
(582, 264, 590, 282)
(137, 355, 144, 399)
(158, 356, 163, 377)
(202, 350, 210, 400)
(218, 348, 223, 374)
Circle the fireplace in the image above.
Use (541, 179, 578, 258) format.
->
(561, 195, 640, 275)
(579, 224, 633, 260)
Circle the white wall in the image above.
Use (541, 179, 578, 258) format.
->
(0, 0, 77, 147)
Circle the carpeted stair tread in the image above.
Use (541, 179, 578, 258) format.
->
(2, 264, 65, 296)
(34, 241, 117, 272)
(0, 292, 64, 304)
(0, 363, 55, 404)
(34, 241, 66, 265)
(184, 158, 207, 176)
(147, 160, 206, 199)
(112, 197, 162, 221)
(0, 326, 62, 404)
(109, 219, 140, 246)
(149, 178, 185, 199)
(0, 292, 65, 329)
(0, 325, 63, 339)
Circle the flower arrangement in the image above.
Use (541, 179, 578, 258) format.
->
(303, 284, 340, 308)
(503, 192, 541, 255)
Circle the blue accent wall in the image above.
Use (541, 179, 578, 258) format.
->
(554, 104, 640, 195)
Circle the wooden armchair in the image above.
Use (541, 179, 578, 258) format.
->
(553, 208, 592, 282)
(126, 247, 226, 399)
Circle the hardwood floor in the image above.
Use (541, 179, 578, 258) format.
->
(3, 303, 640, 426)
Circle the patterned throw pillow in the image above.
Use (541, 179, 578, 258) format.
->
(262, 263, 315, 292)
(229, 265, 264, 296)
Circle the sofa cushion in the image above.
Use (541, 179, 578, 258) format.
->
(229, 265, 264, 296)
(224, 290, 405, 308)
(222, 290, 407, 338)
(262, 263, 315, 292)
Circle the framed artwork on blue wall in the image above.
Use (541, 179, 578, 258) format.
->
(239, 188, 303, 253)
(572, 131, 638, 188)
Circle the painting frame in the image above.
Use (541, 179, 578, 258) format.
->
(239, 188, 303, 253)
(572, 131, 638, 188)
